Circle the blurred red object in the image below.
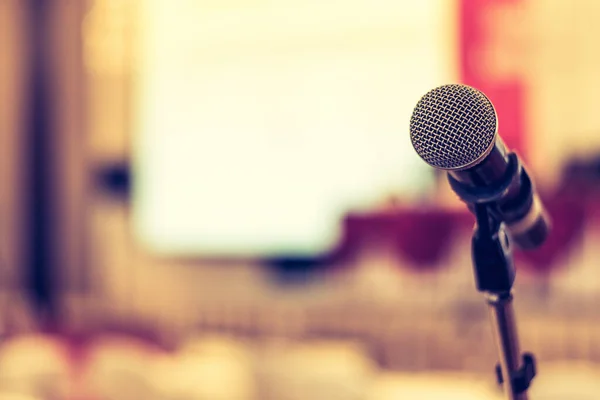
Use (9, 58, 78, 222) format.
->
(514, 195, 586, 274)
(393, 210, 466, 269)
(343, 210, 472, 270)
(459, 0, 527, 158)
(341, 194, 588, 275)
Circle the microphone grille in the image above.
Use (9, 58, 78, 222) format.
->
(409, 84, 497, 170)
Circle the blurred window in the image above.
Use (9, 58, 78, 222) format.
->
(131, 0, 457, 257)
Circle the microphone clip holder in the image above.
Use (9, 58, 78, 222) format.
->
(447, 152, 522, 207)
(470, 202, 537, 400)
(448, 152, 546, 250)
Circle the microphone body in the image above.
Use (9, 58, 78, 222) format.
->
(409, 84, 550, 249)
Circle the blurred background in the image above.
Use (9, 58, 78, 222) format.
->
(2, 0, 600, 398)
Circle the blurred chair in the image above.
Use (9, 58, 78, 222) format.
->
(81, 334, 161, 400)
(177, 334, 254, 362)
(0, 334, 71, 399)
(528, 361, 600, 400)
(151, 334, 255, 400)
(256, 340, 376, 400)
(367, 372, 501, 400)
(0, 394, 41, 400)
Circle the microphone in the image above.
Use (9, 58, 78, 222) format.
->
(409, 84, 550, 249)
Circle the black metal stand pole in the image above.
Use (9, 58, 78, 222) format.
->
(471, 204, 536, 400)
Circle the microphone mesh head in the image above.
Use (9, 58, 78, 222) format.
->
(409, 84, 497, 170)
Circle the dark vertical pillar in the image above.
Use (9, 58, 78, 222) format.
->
(25, 0, 57, 322)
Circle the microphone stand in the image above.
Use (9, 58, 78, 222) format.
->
(471, 203, 536, 400)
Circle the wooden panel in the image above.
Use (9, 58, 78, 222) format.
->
(0, 0, 28, 290)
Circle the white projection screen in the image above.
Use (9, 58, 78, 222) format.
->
(132, 0, 458, 257)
